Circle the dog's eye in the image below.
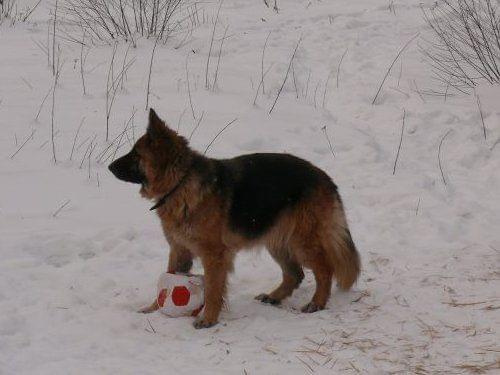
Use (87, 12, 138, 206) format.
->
(131, 147, 141, 158)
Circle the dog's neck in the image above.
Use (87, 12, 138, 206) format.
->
(149, 168, 192, 211)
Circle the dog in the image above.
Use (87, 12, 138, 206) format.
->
(108, 109, 360, 328)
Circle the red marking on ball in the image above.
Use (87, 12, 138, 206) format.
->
(157, 289, 168, 307)
(171, 286, 190, 306)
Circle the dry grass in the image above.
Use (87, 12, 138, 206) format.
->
(1, 0, 41, 25)
(455, 359, 500, 374)
(422, 0, 500, 89)
(443, 298, 498, 307)
(61, 0, 184, 45)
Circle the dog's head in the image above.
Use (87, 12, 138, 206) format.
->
(108, 108, 188, 199)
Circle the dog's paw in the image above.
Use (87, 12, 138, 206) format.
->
(301, 302, 324, 313)
(193, 316, 218, 329)
(138, 301, 159, 314)
(255, 293, 280, 305)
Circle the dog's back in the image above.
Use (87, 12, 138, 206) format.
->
(215, 153, 336, 239)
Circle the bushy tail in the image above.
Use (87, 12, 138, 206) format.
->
(326, 207, 361, 290)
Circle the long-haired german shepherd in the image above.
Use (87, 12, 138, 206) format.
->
(109, 109, 360, 329)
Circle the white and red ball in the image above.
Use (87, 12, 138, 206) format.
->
(156, 272, 204, 317)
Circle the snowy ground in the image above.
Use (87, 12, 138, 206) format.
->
(1, 0, 499, 373)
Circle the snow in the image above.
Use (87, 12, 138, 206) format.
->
(1, 0, 499, 373)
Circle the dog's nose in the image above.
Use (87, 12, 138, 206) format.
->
(108, 160, 118, 175)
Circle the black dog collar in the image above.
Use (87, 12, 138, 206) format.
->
(149, 170, 191, 211)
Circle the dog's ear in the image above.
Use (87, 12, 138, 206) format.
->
(147, 108, 166, 139)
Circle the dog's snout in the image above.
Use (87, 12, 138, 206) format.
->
(108, 152, 145, 184)
(108, 160, 118, 175)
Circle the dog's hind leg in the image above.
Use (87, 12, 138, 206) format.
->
(301, 254, 333, 313)
(255, 249, 304, 305)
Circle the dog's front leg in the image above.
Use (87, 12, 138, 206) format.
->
(167, 243, 194, 273)
(193, 252, 231, 329)
(139, 243, 193, 314)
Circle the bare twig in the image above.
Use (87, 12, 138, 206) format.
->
(22, 0, 43, 22)
(34, 87, 52, 121)
(349, 361, 361, 373)
(372, 33, 419, 105)
(80, 134, 97, 168)
(146, 318, 156, 333)
(313, 81, 320, 108)
(212, 24, 229, 91)
(397, 58, 403, 87)
(145, 36, 160, 111)
(393, 109, 406, 175)
(39, 130, 60, 151)
(112, 114, 135, 161)
(106, 43, 118, 141)
(336, 47, 348, 89)
(77, 136, 91, 152)
(52, 199, 71, 217)
(388, 0, 396, 15)
(261, 31, 272, 95)
(10, 129, 36, 159)
(412, 79, 426, 103)
(46, 21, 50, 67)
(295, 355, 314, 373)
(105, 45, 135, 141)
(50, 54, 62, 164)
(321, 126, 335, 158)
(88, 141, 97, 179)
(474, 90, 487, 140)
(80, 30, 87, 95)
(205, 0, 224, 89)
(70, 118, 86, 161)
(203, 118, 237, 155)
(21, 77, 33, 90)
(269, 36, 302, 114)
(291, 62, 299, 99)
(253, 63, 274, 106)
(389, 86, 410, 98)
(444, 299, 494, 307)
(444, 83, 449, 102)
(188, 111, 204, 141)
(52, 0, 58, 76)
(95, 124, 133, 163)
(119, 42, 133, 91)
(304, 69, 311, 99)
(177, 108, 187, 131)
(185, 52, 196, 120)
(438, 129, 453, 186)
(322, 68, 334, 108)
